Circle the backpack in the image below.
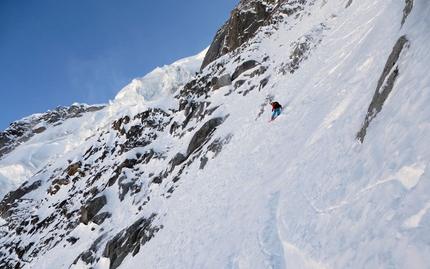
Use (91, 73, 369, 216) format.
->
(272, 102, 281, 109)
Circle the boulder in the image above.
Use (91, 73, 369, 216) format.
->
(213, 73, 232, 90)
(231, 60, 259, 81)
(80, 195, 108, 225)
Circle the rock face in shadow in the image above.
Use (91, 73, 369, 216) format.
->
(168, 116, 227, 177)
(187, 117, 226, 155)
(102, 214, 161, 269)
(0, 180, 42, 218)
(231, 60, 259, 81)
(212, 74, 232, 90)
(200, 0, 277, 70)
(80, 195, 108, 225)
(357, 36, 409, 143)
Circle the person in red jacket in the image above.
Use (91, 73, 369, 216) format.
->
(270, 101, 282, 120)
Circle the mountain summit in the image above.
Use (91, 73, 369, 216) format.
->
(1, 0, 429, 268)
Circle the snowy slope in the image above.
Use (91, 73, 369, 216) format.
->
(120, 1, 430, 268)
(1, 0, 430, 269)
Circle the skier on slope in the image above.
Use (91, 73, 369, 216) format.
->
(270, 101, 282, 120)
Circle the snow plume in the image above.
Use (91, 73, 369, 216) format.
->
(1, 1, 430, 269)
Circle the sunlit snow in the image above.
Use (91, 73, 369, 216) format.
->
(2, 0, 430, 268)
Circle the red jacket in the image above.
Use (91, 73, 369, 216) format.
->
(271, 102, 282, 111)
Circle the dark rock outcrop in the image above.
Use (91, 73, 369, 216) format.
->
(0, 180, 42, 218)
(73, 233, 108, 266)
(212, 73, 232, 90)
(80, 195, 108, 225)
(187, 117, 225, 155)
(103, 214, 161, 269)
(201, 0, 277, 70)
(199, 134, 233, 169)
(357, 35, 409, 142)
(280, 23, 328, 75)
(401, 0, 413, 26)
(167, 116, 227, 177)
(67, 162, 82, 176)
(231, 60, 259, 81)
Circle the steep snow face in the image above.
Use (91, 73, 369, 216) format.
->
(1, 0, 430, 269)
(124, 0, 430, 268)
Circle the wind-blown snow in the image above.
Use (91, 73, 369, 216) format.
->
(2, 0, 430, 268)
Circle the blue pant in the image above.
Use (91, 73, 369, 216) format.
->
(271, 108, 281, 119)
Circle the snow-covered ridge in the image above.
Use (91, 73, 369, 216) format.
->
(0, 103, 105, 199)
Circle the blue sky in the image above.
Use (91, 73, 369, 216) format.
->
(0, 0, 236, 130)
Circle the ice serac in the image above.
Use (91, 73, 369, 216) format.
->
(1, 0, 430, 268)
(115, 49, 208, 104)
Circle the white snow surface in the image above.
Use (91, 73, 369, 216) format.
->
(2, 0, 430, 268)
